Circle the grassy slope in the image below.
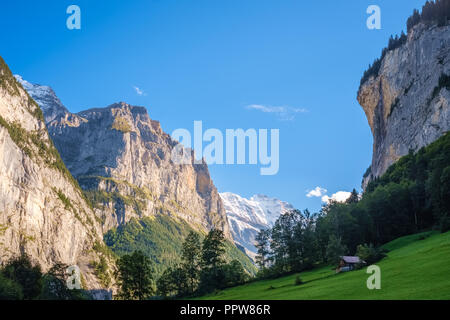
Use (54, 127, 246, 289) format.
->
(197, 231, 450, 300)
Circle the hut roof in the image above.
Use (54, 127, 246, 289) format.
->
(341, 256, 362, 264)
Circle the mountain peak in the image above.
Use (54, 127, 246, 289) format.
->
(18, 77, 231, 239)
(14, 75, 68, 123)
(220, 192, 295, 256)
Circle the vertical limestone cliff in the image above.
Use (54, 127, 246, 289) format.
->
(15, 77, 231, 240)
(0, 57, 113, 298)
(358, 23, 450, 189)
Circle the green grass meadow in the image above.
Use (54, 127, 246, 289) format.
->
(196, 231, 450, 300)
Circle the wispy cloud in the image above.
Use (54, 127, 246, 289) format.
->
(246, 104, 308, 121)
(133, 86, 146, 96)
(306, 187, 327, 198)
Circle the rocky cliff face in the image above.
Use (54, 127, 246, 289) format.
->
(358, 23, 450, 188)
(220, 192, 294, 258)
(15, 76, 231, 239)
(0, 57, 112, 298)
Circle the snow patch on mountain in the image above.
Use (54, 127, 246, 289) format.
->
(14, 75, 69, 123)
(220, 192, 295, 258)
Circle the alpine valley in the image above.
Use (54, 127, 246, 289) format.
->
(0, 56, 256, 298)
(1, 0, 449, 302)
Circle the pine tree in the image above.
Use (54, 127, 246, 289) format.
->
(255, 229, 271, 269)
(346, 189, 360, 204)
(116, 250, 154, 300)
(201, 229, 226, 269)
(181, 231, 201, 294)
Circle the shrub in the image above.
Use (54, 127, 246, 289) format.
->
(356, 244, 387, 265)
(0, 273, 23, 300)
(1, 253, 43, 299)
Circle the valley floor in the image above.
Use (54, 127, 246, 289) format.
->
(195, 231, 450, 300)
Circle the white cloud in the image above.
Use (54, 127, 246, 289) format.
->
(321, 191, 352, 204)
(246, 104, 308, 121)
(133, 86, 146, 96)
(306, 187, 327, 198)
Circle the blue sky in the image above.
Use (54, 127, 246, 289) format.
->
(0, 0, 426, 212)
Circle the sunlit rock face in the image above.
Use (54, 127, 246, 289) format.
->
(1, 58, 111, 297)
(358, 23, 450, 189)
(18, 76, 231, 239)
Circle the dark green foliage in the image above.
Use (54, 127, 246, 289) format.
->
(92, 256, 112, 288)
(356, 244, 387, 265)
(201, 229, 226, 269)
(366, 132, 450, 233)
(325, 235, 347, 265)
(115, 250, 154, 300)
(0, 273, 23, 300)
(157, 229, 250, 298)
(181, 231, 201, 294)
(255, 133, 449, 280)
(430, 73, 450, 102)
(269, 209, 319, 275)
(223, 241, 257, 275)
(104, 215, 196, 277)
(408, 0, 450, 31)
(1, 254, 42, 299)
(0, 255, 92, 300)
(39, 263, 92, 300)
(255, 229, 271, 269)
(156, 267, 178, 298)
(104, 215, 256, 282)
(198, 266, 227, 294)
(294, 275, 303, 286)
(319, 132, 450, 253)
(198, 229, 227, 294)
(155, 265, 190, 298)
(346, 189, 360, 204)
(363, 166, 372, 179)
(222, 260, 248, 287)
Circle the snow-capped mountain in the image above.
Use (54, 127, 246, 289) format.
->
(220, 192, 295, 258)
(14, 75, 69, 123)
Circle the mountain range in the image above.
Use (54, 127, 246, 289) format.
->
(12, 73, 294, 265)
(220, 192, 294, 258)
(0, 13, 448, 298)
(0, 58, 255, 297)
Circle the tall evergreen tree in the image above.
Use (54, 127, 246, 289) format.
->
(255, 229, 271, 269)
(201, 229, 226, 269)
(116, 250, 154, 300)
(181, 231, 201, 294)
(198, 229, 227, 294)
(346, 189, 360, 204)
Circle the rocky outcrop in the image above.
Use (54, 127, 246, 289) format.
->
(0, 57, 113, 298)
(15, 76, 231, 239)
(358, 23, 450, 188)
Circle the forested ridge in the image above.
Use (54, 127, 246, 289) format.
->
(254, 132, 450, 278)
